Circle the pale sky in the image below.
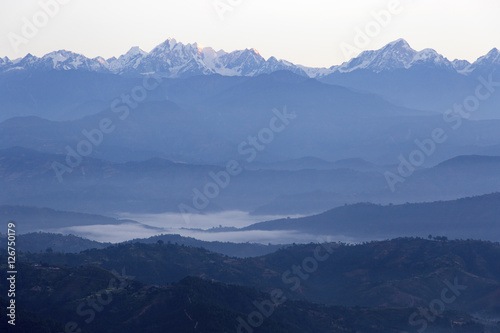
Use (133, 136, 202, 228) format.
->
(0, 0, 499, 68)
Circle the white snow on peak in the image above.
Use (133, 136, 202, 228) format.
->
(216, 49, 227, 57)
(333, 39, 457, 73)
(383, 38, 413, 52)
(1, 38, 498, 78)
(149, 38, 177, 53)
(298, 65, 336, 78)
(464, 48, 500, 74)
(451, 59, 470, 67)
(45, 51, 69, 67)
(168, 38, 177, 48)
(335, 39, 417, 73)
(412, 48, 438, 61)
(108, 46, 147, 73)
(249, 48, 260, 55)
(126, 46, 147, 57)
(200, 47, 218, 69)
(476, 48, 500, 65)
(0, 57, 11, 67)
(451, 59, 472, 74)
(95, 57, 108, 64)
(201, 46, 217, 56)
(70, 58, 83, 68)
(410, 48, 453, 69)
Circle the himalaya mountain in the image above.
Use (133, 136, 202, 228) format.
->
(0, 38, 308, 78)
(1, 38, 499, 79)
(320, 39, 500, 118)
(334, 39, 459, 73)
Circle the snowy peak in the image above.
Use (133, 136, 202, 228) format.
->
(337, 39, 417, 73)
(380, 38, 415, 59)
(132, 38, 270, 77)
(386, 38, 412, 50)
(126, 46, 147, 57)
(483, 48, 500, 61)
(0, 57, 11, 68)
(0, 38, 498, 78)
(148, 38, 205, 58)
(451, 59, 471, 72)
(464, 48, 500, 73)
(136, 38, 216, 76)
(335, 39, 454, 73)
(151, 38, 178, 53)
(218, 48, 266, 76)
(44, 50, 86, 69)
(411, 48, 453, 70)
(108, 46, 147, 73)
(0, 36, 309, 78)
(473, 48, 500, 66)
(14, 50, 109, 72)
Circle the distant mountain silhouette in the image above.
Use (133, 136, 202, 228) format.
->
(243, 193, 500, 241)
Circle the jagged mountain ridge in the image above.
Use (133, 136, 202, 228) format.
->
(335, 38, 454, 72)
(1, 38, 498, 78)
(0, 38, 308, 78)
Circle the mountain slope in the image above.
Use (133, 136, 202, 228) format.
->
(0, 70, 143, 121)
(3, 147, 500, 216)
(0, 72, 443, 164)
(243, 193, 500, 241)
(319, 41, 500, 118)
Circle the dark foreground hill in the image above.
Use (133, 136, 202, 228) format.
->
(0, 256, 496, 333)
(21, 238, 500, 325)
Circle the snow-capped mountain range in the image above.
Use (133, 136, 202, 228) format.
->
(0, 38, 498, 78)
(335, 39, 455, 73)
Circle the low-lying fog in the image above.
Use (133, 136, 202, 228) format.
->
(50, 211, 367, 244)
